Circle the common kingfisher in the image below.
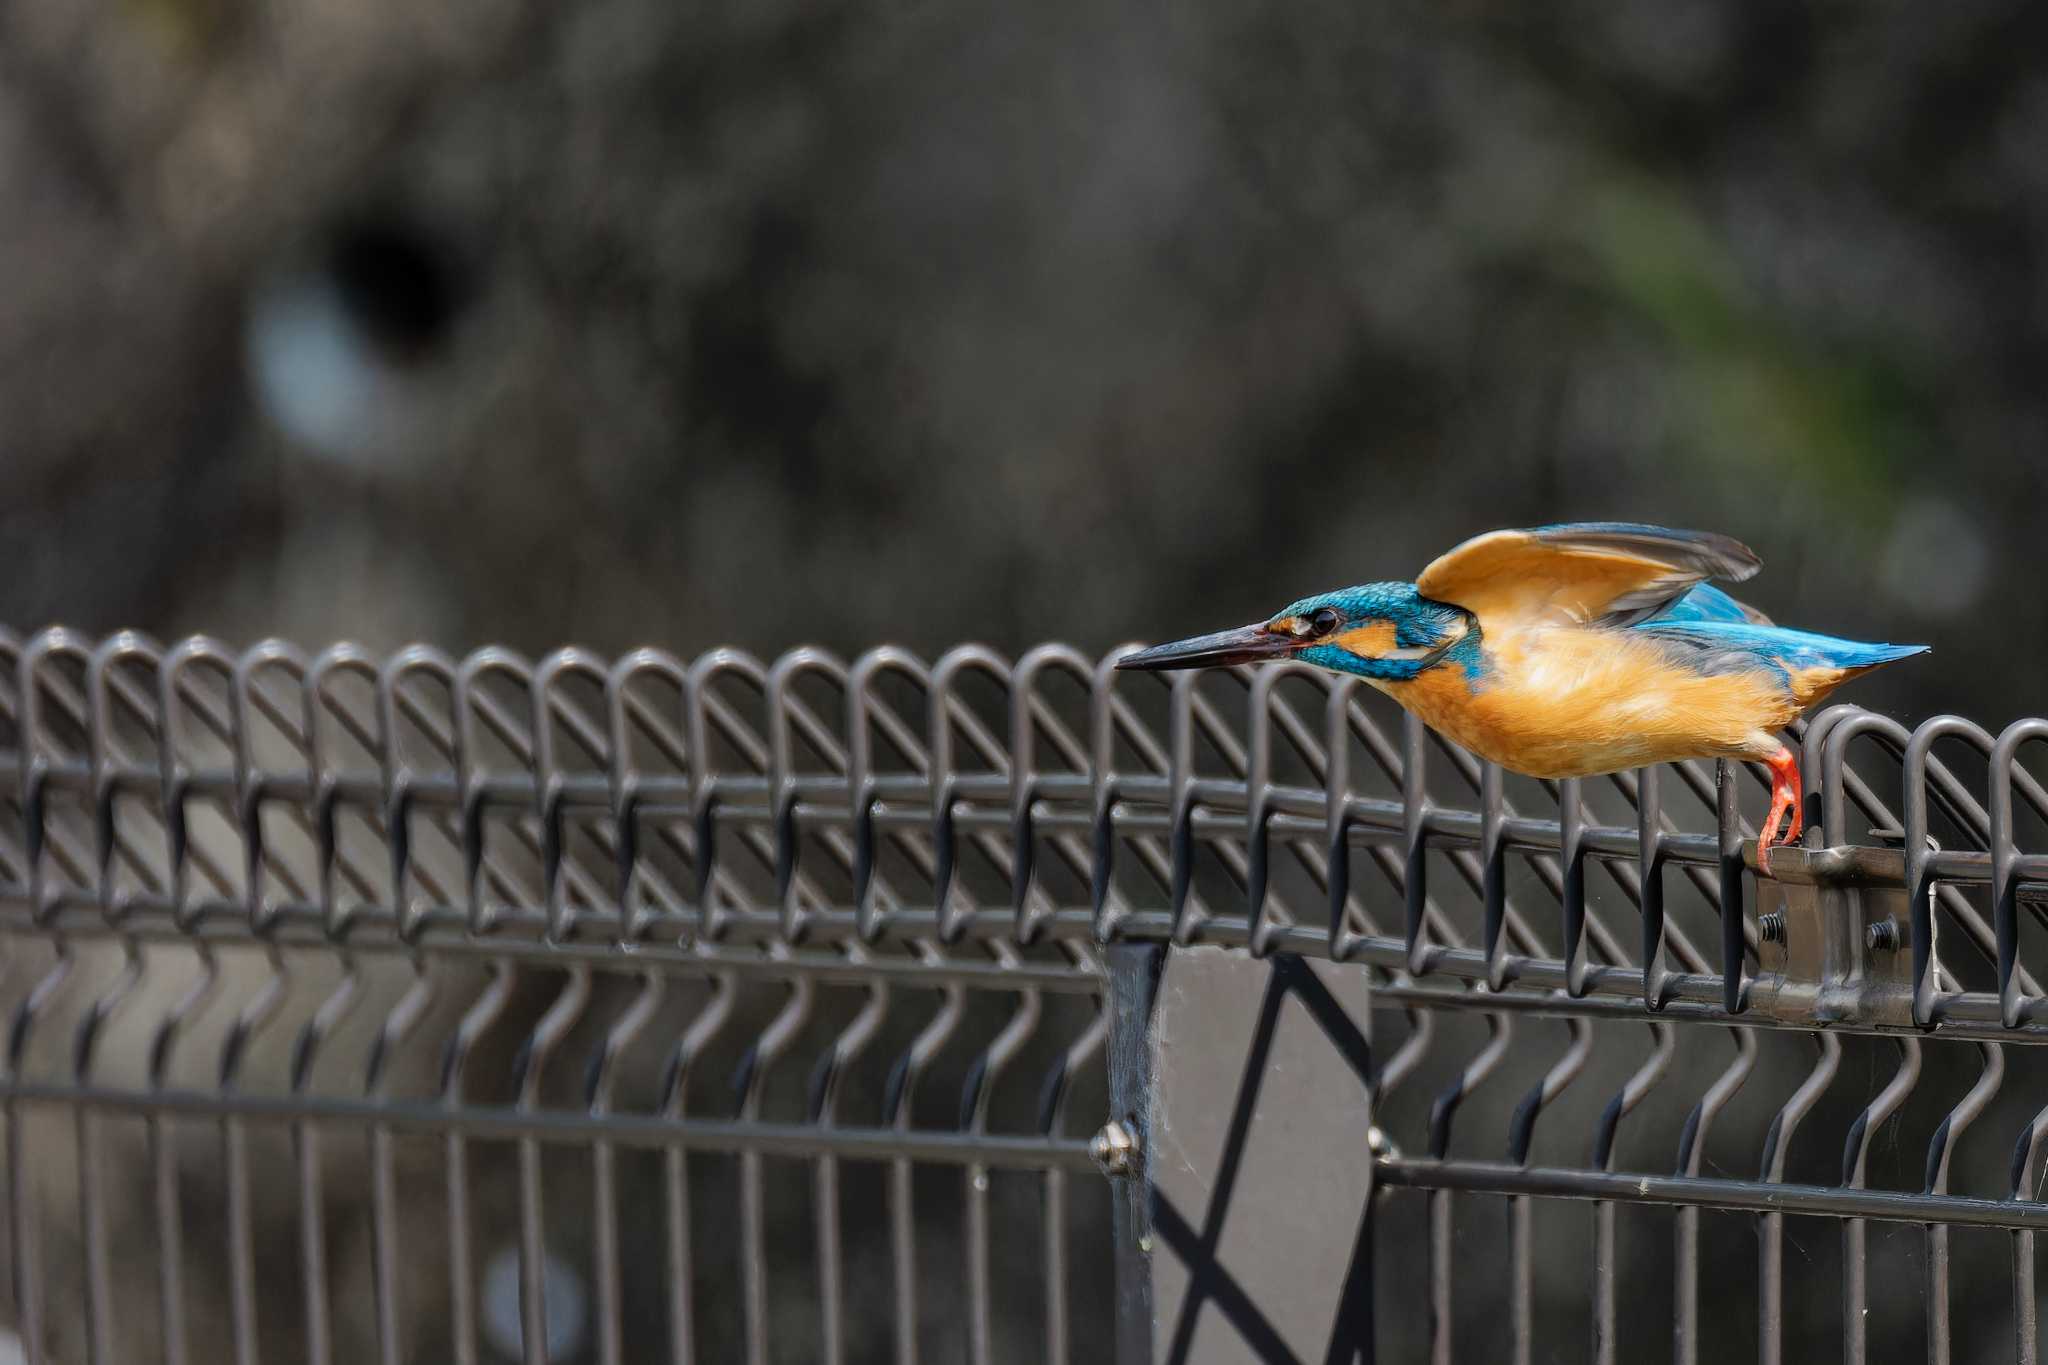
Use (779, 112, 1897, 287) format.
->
(1116, 522, 1928, 870)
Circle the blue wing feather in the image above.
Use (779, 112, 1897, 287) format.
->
(1647, 583, 1770, 626)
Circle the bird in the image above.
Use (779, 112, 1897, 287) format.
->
(1115, 522, 1928, 871)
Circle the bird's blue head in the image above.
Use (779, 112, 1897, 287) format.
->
(1117, 581, 1482, 683)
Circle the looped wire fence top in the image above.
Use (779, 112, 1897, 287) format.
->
(8, 627, 2048, 1363)
(7, 626, 2048, 1029)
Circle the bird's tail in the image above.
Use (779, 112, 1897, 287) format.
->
(1833, 642, 1932, 673)
(1636, 620, 1930, 705)
(1798, 641, 1929, 707)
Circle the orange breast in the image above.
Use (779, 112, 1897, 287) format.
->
(1375, 628, 1801, 778)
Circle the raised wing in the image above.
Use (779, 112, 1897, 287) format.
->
(1414, 522, 1762, 629)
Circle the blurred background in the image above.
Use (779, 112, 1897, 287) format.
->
(4, 5, 2048, 1362)
(2, 0, 2036, 721)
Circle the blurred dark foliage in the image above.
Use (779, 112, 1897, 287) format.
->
(1, 0, 2039, 727)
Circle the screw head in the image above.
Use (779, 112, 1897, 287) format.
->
(1089, 1119, 1138, 1177)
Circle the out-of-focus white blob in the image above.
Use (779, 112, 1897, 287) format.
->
(246, 269, 429, 467)
(246, 222, 464, 470)
(0, 1328, 24, 1365)
(1879, 496, 1989, 618)
(481, 1244, 589, 1362)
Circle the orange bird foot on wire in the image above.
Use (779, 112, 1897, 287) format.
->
(1757, 745, 1802, 874)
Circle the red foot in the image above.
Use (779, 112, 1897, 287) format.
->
(1758, 745, 1802, 874)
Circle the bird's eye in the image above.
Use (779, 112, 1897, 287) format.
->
(1309, 608, 1342, 637)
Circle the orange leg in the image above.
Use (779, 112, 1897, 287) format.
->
(1758, 744, 1803, 874)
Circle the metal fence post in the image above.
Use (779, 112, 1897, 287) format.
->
(1105, 941, 1165, 1365)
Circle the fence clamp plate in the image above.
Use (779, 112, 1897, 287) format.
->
(1747, 844, 1930, 1028)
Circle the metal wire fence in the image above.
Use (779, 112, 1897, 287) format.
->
(1, 627, 2047, 1362)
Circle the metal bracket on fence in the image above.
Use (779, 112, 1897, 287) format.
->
(1748, 844, 1932, 1028)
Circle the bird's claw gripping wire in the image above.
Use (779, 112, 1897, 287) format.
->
(1757, 745, 1802, 875)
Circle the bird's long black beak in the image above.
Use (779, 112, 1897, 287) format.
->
(1115, 623, 1301, 671)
